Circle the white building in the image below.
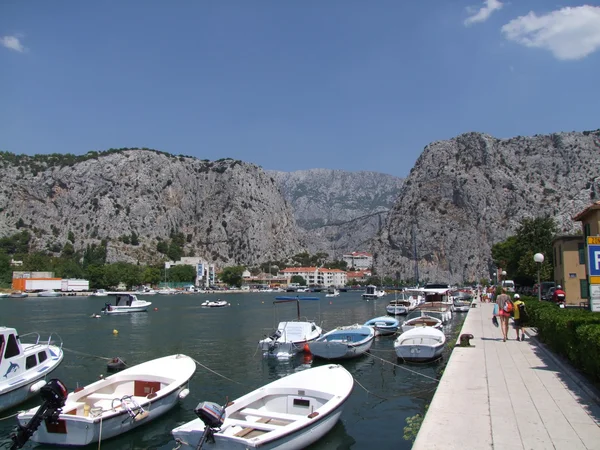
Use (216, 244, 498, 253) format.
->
(280, 267, 347, 287)
(342, 251, 373, 269)
(165, 257, 215, 288)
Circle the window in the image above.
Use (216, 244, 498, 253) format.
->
(580, 279, 589, 299)
(4, 334, 20, 359)
(26, 355, 37, 369)
(578, 243, 585, 264)
(38, 351, 47, 363)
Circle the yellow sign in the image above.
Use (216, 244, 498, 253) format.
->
(591, 276, 600, 284)
(588, 236, 600, 245)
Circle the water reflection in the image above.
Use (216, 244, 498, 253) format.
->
(0, 292, 464, 450)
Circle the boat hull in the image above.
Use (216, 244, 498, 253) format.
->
(172, 402, 345, 450)
(21, 385, 187, 445)
(17, 354, 195, 446)
(102, 305, 149, 314)
(395, 343, 444, 361)
(386, 305, 408, 315)
(0, 340, 63, 413)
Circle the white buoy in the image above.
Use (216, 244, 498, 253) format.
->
(30, 380, 47, 393)
(178, 388, 190, 399)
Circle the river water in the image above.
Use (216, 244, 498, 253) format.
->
(1, 292, 465, 449)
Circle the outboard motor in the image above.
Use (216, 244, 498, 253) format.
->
(193, 401, 225, 449)
(10, 379, 68, 449)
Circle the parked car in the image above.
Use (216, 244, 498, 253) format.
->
(543, 287, 556, 302)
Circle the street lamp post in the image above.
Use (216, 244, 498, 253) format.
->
(501, 270, 507, 288)
(534, 253, 544, 301)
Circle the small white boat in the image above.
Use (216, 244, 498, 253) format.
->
(362, 284, 386, 300)
(453, 299, 471, 312)
(201, 299, 230, 308)
(386, 292, 419, 315)
(394, 327, 446, 361)
(364, 316, 400, 336)
(90, 289, 108, 297)
(157, 287, 178, 295)
(38, 290, 62, 297)
(9, 291, 28, 298)
(0, 326, 64, 413)
(171, 364, 353, 450)
(17, 354, 196, 446)
(259, 296, 322, 360)
(0, 293, 9, 298)
(308, 324, 375, 360)
(325, 288, 340, 298)
(136, 287, 157, 296)
(101, 293, 152, 314)
(401, 310, 443, 333)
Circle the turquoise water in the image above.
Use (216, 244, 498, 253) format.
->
(0, 292, 464, 449)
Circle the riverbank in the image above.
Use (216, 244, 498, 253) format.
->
(413, 298, 600, 449)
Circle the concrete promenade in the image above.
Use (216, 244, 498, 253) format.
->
(413, 299, 600, 450)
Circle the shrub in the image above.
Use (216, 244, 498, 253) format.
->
(575, 325, 600, 382)
(523, 298, 600, 383)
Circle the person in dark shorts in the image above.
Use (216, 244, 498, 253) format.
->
(512, 294, 525, 341)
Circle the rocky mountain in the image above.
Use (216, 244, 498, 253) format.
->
(269, 169, 403, 256)
(0, 150, 304, 266)
(373, 130, 600, 284)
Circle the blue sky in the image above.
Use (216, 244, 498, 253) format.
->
(1, 1, 599, 177)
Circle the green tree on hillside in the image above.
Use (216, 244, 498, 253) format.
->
(168, 265, 196, 283)
(220, 266, 245, 287)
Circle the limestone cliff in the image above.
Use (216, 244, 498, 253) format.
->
(373, 130, 600, 284)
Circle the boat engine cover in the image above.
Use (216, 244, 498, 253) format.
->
(195, 401, 225, 428)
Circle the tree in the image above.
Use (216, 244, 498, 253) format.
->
(68, 230, 75, 243)
(156, 240, 168, 255)
(220, 266, 245, 287)
(290, 275, 306, 286)
(61, 242, 75, 257)
(492, 216, 557, 286)
(142, 267, 161, 285)
(168, 265, 196, 283)
(130, 231, 140, 246)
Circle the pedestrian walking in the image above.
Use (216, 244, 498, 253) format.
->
(512, 294, 526, 341)
(495, 288, 513, 342)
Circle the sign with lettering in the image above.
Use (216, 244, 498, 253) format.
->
(588, 236, 600, 245)
(588, 244, 600, 277)
(590, 285, 600, 312)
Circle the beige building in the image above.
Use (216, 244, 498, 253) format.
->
(552, 235, 587, 305)
(280, 267, 347, 287)
(573, 200, 600, 308)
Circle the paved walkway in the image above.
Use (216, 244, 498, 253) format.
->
(413, 299, 600, 450)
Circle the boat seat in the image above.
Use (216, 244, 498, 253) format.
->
(239, 407, 299, 422)
(227, 418, 280, 432)
(83, 393, 120, 402)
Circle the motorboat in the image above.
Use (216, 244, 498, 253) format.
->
(364, 316, 400, 336)
(201, 299, 230, 308)
(0, 292, 9, 298)
(361, 284, 386, 300)
(453, 298, 471, 312)
(38, 290, 62, 297)
(386, 291, 419, 315)
(401, 310, 443, 333)
(101, 293, 152, 314)
(0, 326, 64, 413)
(258, 296, 322, 360)
(308, 324, 375, 360)
(414, 285, 453, 323)
(136, 287, 157, 296)
(325, 287, 340, 298)
(171, 364, 353, 450)
(17, 354, 196, 446)
(157, 287, 178, 295)
(394, 327, 446, 361)
(90, 289, 108, 297)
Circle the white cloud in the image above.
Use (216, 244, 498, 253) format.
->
(464, 0, 504, 26)
(0, 35, 25, 53)
(501, 5, 600, 60)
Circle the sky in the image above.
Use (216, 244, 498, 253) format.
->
(1, 1, 600, 177)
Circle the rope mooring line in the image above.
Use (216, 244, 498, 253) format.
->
(62, 347, 112, 361)
(191, 357, 247, 386)
(366, 351, 441, 383)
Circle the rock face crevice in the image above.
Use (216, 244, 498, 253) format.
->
(269, 169, 404, 256)
(0, 150, 304, 265)
(373, 130, 600, 284)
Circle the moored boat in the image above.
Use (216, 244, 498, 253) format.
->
(308, 324, 375, 360)
(394, 327, 446, 361)
(17, 354, 196, 446)
(258, 296, 322, 360)
(171, 364, 353, 449)
(0, 326, 64, 413)
(364, 316, 400, 336)
(401, 310, 443, 333)
(101, 293, 152, 314)
(201, 299, 230, 308)
(38, 290, 62, 297)
(361, 285, 386, 300)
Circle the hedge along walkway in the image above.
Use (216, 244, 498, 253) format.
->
(413, 299, 600, 450)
